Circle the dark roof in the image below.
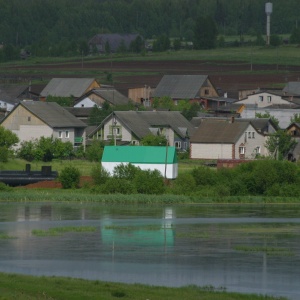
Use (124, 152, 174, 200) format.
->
(40, 78, 97, 98)
(0, 85, 29, 104)
(19, 101, 86, 128)
(65, 107, 94, 117)
(88, 33, 140, 53)
(283, 82, 300, 96)
(191, 116, 276, 133)
(76, 87, 129, 105)
(190, 119, 250, 143)
(96, 111, 195, 139)
(153, 75, 208, 99)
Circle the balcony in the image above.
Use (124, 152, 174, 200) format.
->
(74, 137, 83, 143)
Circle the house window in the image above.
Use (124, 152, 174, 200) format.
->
(267, 96, 272, 103)
(132, 140, 139, 145)
(175, 141, 181, 149)
(28, 116, 31, 122)
(65, 131, 69, 138)
(259, 96, 264, 102)
(58, 131, 62, 138)
(255, 146, 261, 154)
(239, 147, 245, 154)
(114, 127, 120, 135)
(81, 104, 84, 107)
(205, 89, 209, 95)
(252, 132, 255, 138)
(248, 132, 252, 139)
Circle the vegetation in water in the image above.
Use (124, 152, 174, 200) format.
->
(32, 226, 97, 237)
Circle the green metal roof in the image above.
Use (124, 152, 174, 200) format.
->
(102, 146, 178, 164)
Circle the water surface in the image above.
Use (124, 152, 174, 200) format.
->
(0, 203, 299, 300)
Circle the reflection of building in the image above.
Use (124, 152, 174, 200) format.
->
(101, 208, 174, 247)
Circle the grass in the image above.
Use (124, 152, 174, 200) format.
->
(0, 158, 205, 176)
(0, 272, 288, 300)
(32, 226, 97, 237)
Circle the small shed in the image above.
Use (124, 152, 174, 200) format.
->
(101, 146, 178, 179)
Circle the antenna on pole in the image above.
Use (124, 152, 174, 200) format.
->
(265, 2, 273, 46)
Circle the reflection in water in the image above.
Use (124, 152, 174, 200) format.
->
(0, 203, 299, 300)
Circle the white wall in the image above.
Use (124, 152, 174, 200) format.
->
(191, 143, 232, 159)
(102, 162, 178, 179)
(74, 97, 99, 108)
(238, 92, 290, 108)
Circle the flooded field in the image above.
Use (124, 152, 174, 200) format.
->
(0, 203, 299, 300)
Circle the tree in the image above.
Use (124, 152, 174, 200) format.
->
(152, 96, 174, 110)
(141, 134, 167, 146)
(152, 35, 170, 52)
(59, 166, 81, 189)
(88, 102, 112, 126)
(270, 35, 281, 47)
(265, 130, 297, 160)
(290, 27, 300, 44)
(193, 16, 218, 49)
(0, 126, 19, 162)
(255, 112, 279, 129)
(290, 113, 300, 123)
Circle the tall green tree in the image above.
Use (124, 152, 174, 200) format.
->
(0, 126, 19, 162)
(193, 16, 218, 49)
(265, 130, 297, 160)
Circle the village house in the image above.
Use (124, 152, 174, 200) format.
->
(128, 85, 153, 107)
(0, 84, 33, 112)
(152, 75, 219, 105)
(0, 101, 86, 149)
(190, 118, 269, 160)
(74, 87, 130, 108)
(235, 90, 300, 108)
(39, 78, 99, 101)
(89, 110, 195, 151)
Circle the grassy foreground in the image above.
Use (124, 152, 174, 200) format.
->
(0, 272, 287, 300)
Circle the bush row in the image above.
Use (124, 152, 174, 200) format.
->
(59, 160, 300, 198)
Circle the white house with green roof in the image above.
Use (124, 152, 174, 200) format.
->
(101, 146, 178, 179)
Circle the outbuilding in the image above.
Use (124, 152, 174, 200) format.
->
(101, 146, 178, 179)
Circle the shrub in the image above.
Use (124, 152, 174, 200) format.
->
(0, 146, 8, 162)
(170, 173, 196, 195)
(0, 182, 12, 191)
(86, 140, 104, 162)
(134, 169, 165, 194)
(191, 166, 217, 186)
(90, 164, 110, 186)
(59, 166, 81, 189)
(113, 163, 140, 180)
(101, 178, 137, 194)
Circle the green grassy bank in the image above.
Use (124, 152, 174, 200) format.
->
(0, 272, 287, 300)
(1, 188, 300, 205)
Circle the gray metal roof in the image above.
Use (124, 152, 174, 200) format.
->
(283, 82, 300, 96)
(153, 75, 208, 99)
(93, 88, 129, 106)
(40, 78, 97, 98)
(20, 101, 86, 128)
(0, 85, 29, 104)
(101, 111, 195, 139)
(190, 119, 250, 143)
